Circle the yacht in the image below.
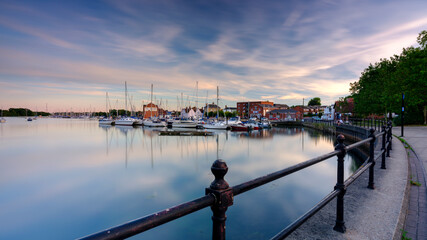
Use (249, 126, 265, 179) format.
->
(115, 117, 137, 126)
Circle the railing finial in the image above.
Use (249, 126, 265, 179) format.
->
(206, 159, 233, 240)
(210, 159, 229, 190)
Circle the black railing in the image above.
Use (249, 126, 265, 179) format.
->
(305, 117, 387, 132)
(79, 121, 394, 240)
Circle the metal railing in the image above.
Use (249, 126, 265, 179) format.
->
(79, 121, 394, 240)
(305, 117, 387, 132)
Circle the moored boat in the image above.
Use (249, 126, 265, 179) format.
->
(99, 118, 114, 125)
(172, 119, 197, 128)
(203, 121, 230, 130)
(143, 119, 166, 127)
(231, 123, 252, 131)
(115, 117, 137, 126)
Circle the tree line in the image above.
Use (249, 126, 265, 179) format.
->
(1, 108, 50, 117)
(350, 30, 427, 124)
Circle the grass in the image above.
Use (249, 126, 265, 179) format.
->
(401, 229, 412, 240)
(409, 175, 422, 187)
(394, 135, 415, 152)
(410, 180, 422, 186)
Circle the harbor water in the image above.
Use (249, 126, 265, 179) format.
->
(0, 117, 362, 239)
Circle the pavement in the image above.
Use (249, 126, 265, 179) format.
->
(286, 126, 427, 240)
(399, 126, 427, 240)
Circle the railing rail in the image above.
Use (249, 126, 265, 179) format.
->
(79, 121, 394, 240)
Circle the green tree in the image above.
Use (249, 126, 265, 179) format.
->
(308, 97, 321, 106)
(350, 30, 427, 124)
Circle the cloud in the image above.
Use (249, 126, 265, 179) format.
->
(1, 0, 427, 110)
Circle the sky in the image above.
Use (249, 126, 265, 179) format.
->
(0, 0, 426, 112)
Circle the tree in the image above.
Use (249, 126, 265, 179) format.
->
(308, 97, 321, 106)
(350, 30, 427, 124)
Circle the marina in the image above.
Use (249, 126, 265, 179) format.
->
(0, 117, 362, 239)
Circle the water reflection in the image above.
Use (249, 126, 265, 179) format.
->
(0, 118, 363, 240)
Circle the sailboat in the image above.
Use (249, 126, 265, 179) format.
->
(143, 84, 166, 127)
(99, 92, 115, 125)
(26, 109, 32, 121)
(115, 82, 138, 126)
(0, 108, 5, 123)
(171, 92, 197, 128)
(203, 86, 229, 130)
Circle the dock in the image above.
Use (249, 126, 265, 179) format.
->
(159, 130, 214, 136)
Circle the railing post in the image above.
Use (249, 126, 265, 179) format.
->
(333, 134, 346, 233)
(381, 125, 386, 169)
(368, 129, 376, 189)
(206, 160, 233, 240)
(386, 121, 391, 157)
(388, 120, 393, 151)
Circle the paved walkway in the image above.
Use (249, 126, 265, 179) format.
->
(399, 126, 427, 240)
(288, 132, 409, 239)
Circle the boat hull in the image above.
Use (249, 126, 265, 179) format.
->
(99, 120, 114, 125)
(231, 125, 250, 131)
(115, 118, 136, 126)
(144, 121, 166, 127)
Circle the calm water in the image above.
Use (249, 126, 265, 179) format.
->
(0, 117, 361, 239)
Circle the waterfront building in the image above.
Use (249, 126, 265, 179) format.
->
(143, 103, 163, 118)
(237, 101, 274, 118)
(223, 105, 237, 113)
(204, 102, 220, 114)
(266, 109, 302, 120)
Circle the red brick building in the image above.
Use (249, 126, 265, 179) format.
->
(237, 101, 274, 118)
(143, 103, 160, 118)
(266, 109, 302, 120)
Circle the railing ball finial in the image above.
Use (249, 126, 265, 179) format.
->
(370, 128, 375, 134)
(210, 159, 229, 190)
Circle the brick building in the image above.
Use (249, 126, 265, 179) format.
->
(266, 109, 302, 120)
(237, 101, 274, 118)
(143, 103, 161, 118)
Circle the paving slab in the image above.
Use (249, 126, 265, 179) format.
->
(287, 134, 408, 240)
(400, 126, 427, 240)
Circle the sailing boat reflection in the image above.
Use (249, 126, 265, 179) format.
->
(116, 125, 136, 168)
(99, 125, 113, 156)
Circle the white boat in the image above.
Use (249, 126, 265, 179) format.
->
(226, 117, 241, 125)
(143, 119, 166, 127)
(115, 117, 137, 126)
(99, 92, 115, 125)
(258, 120, 271, 129)
(172, 119, 197, 128)
(134, 119, 143, 125)
(99, 118, 114, 125)
(203, 121, 229, 130)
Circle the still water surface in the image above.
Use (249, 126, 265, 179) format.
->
(0, 118, 361, 239)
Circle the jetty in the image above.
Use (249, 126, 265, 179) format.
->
(159, 130, 214, 136)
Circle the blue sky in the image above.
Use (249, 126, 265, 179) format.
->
(0, 0, 426, 112)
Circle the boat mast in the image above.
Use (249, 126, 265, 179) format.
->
(106, 92, 108, 117)
(150, 84, 153, 118)
(206, 90, 209, 117)
(196, 81, 198, 109)
(125, 81, 128, 116)
(181, 92, 183, 119)
(216, 86, 219, 119)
